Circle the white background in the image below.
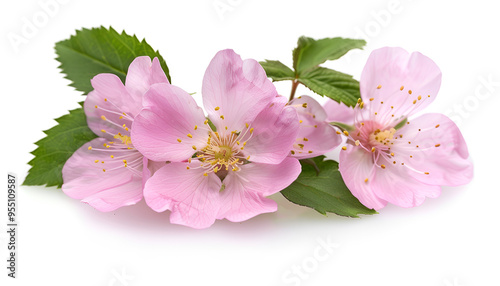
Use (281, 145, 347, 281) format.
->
(1, 0, 499, 285)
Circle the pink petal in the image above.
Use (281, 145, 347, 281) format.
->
(390, 113, 473, 186)
(89, 73, 142, 117)
(84, 76, 135, 140)
(62, 138, 143, 212)
(371, 161, 442, 208)
(202, 49, 277, 132)
(125, 56, 170, 101)
(339, 146, 387, 210)
(289, 95, 328, 121)
(141, 157, 167, 188)
(289, 96, 342, 159)
(292, 121, 341, 159)
(323, 98, 355, 125)
(217, 157, 301, 222)
(131, 83, 208, 162)
(243, 96, 300, 164)
(143, 161, 221, 229)
(360, 47, 442, 126)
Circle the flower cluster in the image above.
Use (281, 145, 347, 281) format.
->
(62, 47, 472, 228)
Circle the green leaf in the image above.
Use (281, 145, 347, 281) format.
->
(23, 104, 98, 188)
(298, 67, 360, 107)
(55, 26, 171, 94)
(292, 36, 315, 71)
(281, 156, 377, 217)
(293, 37, 366, 74)
(259, 60, 295, 82)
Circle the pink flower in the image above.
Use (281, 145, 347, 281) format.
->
(131, 50, 301, 229)
(62, 56, 169, 212)
(288, 95, 342, 158)
(336, 47, 473, 210)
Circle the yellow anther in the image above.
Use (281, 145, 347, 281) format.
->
(391, 152, 394, 156)
(94, 160, 99, 163)
(236, 141, 240, 145)
(101, 115, 106, 120)
(203, 172, 208, 177)
(302, 103, 308, 108)
(377, 85, 382, 89)
(341, 146, 347, 151)
(435, 124, 440, 128)
(413, 100, 417, 104)
(371, 147, 376, 152)
(220, 115, 225, 120)
(177, 138, 182, 143)
(245, 123, 249, 128)
(364, 178, 369, 183)
(308, 150, 313, 154)
(102, 169, 106, 172)
(357, 98, 362, 104)
(299, 120, 303, 123)
(359, 102, 364, 109)
(418, 95, 422, 100)
(400, 86, 404, 91)
(186, 166, 190, 170)
(314, 125, 318, 128)
(110, 155, 114, 158)
(343, 130, 349, 136)
(104, 98, 108, 102)
(122, 160, 127, 163)
(435, 144, 441, 147)
(119, 116, 123, 119)
(249, 128, 254, 133)
(381, 164, 386, 169)
(215, 106, 220, 111)
(194, 125, 198, 130)
(355, 140, 360, 146)
(94, 105, 98, 108)
(297, 144, 304, 149)
(336, 131, 341, 134)
(204, 120, 208, 125)
(88, 146, 92, 150)
(369, 98, 374, 101)
(192, 145, 197, 150)
(424, 172, 430, 175)
(408, 90, 412, 95)
(291, 150, 296, 155)
(246, 156, 250, 160)
(122, 124, 126, 128)
(303, 137, 309, 141)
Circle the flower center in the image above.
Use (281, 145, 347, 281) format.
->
(369, 128, 396, 146)
(213, 145, 233, 161)
(197, 131, 246, 174)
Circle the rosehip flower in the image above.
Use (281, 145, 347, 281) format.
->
(131, 50, 301, 229)
(62, 56, 169, 211)
(336, 47, 473, 210)
(287, 95, 342, 158)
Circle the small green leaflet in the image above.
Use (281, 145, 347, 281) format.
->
(23, 103, 98, 188)
(281, 156, 377, 217)
(259, 60, 295, 82)
(260, 36, 365, 107)
(24, 27, 170, 188)
(55, 26, 171, 94)
(293, 36, 366, 74)
(299, 67, 360, 106)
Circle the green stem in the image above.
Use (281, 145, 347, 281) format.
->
(289, 80, 299, 101)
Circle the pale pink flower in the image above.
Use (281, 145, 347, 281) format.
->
(336, 47, 473, 210)
(131, 50, 301, 229)
(288, 95, 342, 158)
(62, 57, 168, 211)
